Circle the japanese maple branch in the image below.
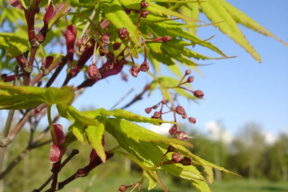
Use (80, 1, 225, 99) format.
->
(23, 43, 38, 85)
(0, 104, 47, 149)
(109, 87, 135, 110)
(34, 149, 79, 192)
(0, 109, 15, 173)
(45, 61, 66, 88)
(121, 84, 150, 109)
(30, 55, 67, 86)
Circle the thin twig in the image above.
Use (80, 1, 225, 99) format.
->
(30, 56, 67, 86)
(0, 67, 18, 172)
(79, 10, 96, 39)
(110, 87, 135, 110)
(2, 104, 47, 146)
(24, 47, 38, 85)
(45, 63, 65, 88)
(0, 110, 15, 172)
(84, 173, 97, 192)
(121, 84, 150, 109)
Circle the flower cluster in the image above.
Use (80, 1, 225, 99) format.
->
(145, 69, 204, 139)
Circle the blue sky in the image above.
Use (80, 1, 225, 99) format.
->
(1, 0, 287, 141)
(193, 0, 288, 137)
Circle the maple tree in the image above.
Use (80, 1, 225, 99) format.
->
(0, 0, 286, 191)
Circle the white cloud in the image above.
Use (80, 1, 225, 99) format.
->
(146, 123, 171, 136)
(205, 121, 233, 144)
(262, 130, 277, 145)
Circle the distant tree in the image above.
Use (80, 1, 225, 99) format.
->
(231, 122, 266, 179)
(267, 134, 288, 181)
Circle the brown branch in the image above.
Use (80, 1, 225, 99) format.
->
(0, 148, 30, 181)
(0, 104, 47, 148)
(109, 87, 135, 110)
(30, 56, 67, 86)
(45, 60, 67, 88)
(57, 152, 114, 190)
(49, 161, 61, 191)
(0, 110, 15, 172)
(121, 84, 150, 109)
(24, 47, 38, 85)
(34, 149, 79, 192)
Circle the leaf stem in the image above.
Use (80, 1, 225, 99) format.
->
(109, 88, 135, 110)
(107, 145, 121, 153)
(47, 105, 57, 145)
(0, 109, 15, 173)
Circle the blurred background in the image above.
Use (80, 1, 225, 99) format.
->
(0, 0, 288, 192)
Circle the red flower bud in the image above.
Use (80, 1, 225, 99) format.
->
(113, 42, 122, 51)
(175, 131, 189, 141)
(163, 36, 172, 42)
(172, 153, 183, 163)
(119, 185, 127, 192)
(185, 69, 191, 75)
(129, 66, 140, 77)
(87, 64, 100, 79)
(153, 111, 161, 118)
(141, 10, 149, 18)
(187, 76, 194, 83)
(167, 145, 175, 152)
(49, 124, 66, 163)
(169, 125, 178, 135)
(100, 19, 110, 30)
(145, 107, 152, 114)
(140, 61, 149, 72)
(101, 33, 110, 44)
(76, 39, 84, 47)
(175, 106, 186, 115)
(188, 117, 196, 124)
(118, 28, 129, 39)
(180, 157, 193, 166)
(193, 90, 204, 99)
(141, 1, 149, 8)
(154, 36, 163, 43)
